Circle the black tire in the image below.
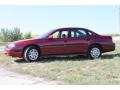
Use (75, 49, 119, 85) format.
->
(23, 46, 40, 62)
(87, 45, 101, 59)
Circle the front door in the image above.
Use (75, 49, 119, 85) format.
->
(41, 30, 69, 56)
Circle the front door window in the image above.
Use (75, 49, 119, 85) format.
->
(60, 31, 69, 38)
(49, 31, 60, 39)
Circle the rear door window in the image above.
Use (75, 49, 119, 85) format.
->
(71, 29, 88, 38)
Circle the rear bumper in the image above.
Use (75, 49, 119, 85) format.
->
(112, 43, 115, 51)
(102, 43, 115, 52)
(4, 48, 22, 58)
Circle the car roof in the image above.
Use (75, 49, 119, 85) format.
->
(54, 27, 93, 32)
(48, 27, 99, 36)
(56, 27, 86, 30)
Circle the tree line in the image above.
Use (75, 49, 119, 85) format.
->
(0, 27, 32, 42)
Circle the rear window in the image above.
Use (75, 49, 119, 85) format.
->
(88, 31, 93, 36)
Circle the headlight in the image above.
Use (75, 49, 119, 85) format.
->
(7, 43, 15, 48)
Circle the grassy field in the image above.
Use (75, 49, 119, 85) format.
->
(0, 41, 120, 84)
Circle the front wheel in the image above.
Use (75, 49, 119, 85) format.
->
(88, 46, 101, 59)
(23, 46, 40, 62)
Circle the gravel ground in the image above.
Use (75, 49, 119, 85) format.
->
(0, 67, 58, 85)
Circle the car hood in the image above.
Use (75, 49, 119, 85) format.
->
(12, 38, 44, 46)
(14, 38, 36, 43)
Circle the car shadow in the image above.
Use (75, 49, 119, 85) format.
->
(101, 53, 120, 59)
(14, 53, 120, 63)
(14, 55, 87, 63)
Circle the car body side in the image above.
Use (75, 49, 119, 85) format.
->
(4, 28, 115, 58)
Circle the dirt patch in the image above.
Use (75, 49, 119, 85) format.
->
(0, 66, 58, 85)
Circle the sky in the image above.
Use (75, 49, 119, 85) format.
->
(0, 5, 119, 35)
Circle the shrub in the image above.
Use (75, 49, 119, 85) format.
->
(0, 27, 22, 42)
(12, 28, 23, 41)
(0, 28, 8, 42)
(23, 32, 32, 39)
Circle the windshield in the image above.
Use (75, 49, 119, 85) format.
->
(34, 30, 52, 39)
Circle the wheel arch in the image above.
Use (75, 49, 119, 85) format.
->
(88, 43, 103, 53)
(22, 44, 41, 57)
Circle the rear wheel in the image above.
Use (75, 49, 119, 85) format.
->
(23, 46, 40, 62)
(88, 46, 101, 59)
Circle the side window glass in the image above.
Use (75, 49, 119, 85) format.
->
(71, 31, 75, 37)
(76, 30, 87, 37)
(61, 31, 68, 38)
(51, 31, 59, 39)
(88, 31, 93, 36)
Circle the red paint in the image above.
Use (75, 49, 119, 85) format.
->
(4, 27, 115, 58)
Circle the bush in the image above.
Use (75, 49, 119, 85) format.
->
(0, 28, 22, 42)
(0, 28, 33, 42)
(11, 28, 23, 41)
(0, 28, 10, 42)
(23, 32, 32, 39)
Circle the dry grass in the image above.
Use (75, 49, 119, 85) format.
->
(0, 40, 120, 84)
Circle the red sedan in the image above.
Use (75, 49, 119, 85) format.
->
(4, 27, 115, 62)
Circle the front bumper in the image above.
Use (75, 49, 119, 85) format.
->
(4, 48, 22, 58)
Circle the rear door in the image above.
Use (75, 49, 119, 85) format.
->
(65, 29, 90, 54)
